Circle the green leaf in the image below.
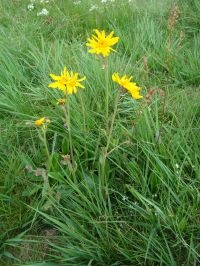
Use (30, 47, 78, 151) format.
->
(3, 251, 20, 261)
(61, 137, 69, 154)
(22, 185, 41, 197)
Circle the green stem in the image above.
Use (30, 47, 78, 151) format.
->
(101, 91, 120, 189)
(39, 127, 52, 199)
(78, 93, 88, 161)
(105, 91, 120, 153)
(41, 127, 50, 169)
(61, 96, 76, 181)
(66, 96, 74, 167)
(105, 57, 109, 132)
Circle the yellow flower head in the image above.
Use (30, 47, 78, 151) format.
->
(112, 73, 143, 99)
(86, 29, 119, 57)
(34, 117, 50, 127)
(48, 67, 86, 95)
(56, 98, 66, 105)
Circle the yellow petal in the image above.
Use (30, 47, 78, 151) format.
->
(49, 74, 61, 81)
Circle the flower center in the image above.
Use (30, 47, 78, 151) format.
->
(60, 77, 67, 84)
(98, 40, 108, 48)
(67, 77, 77, 88)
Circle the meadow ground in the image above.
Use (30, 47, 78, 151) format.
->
(0, 0, 200, 265)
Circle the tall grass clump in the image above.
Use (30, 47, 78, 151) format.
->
(0, 0, 200, 265)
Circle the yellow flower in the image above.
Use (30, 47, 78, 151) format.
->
(56, 98, 66, 105)
(112, 73, 143, 99)
(48, 67, 86, 95)
(86, 29, 119, 57)
(34, 117, 50, 127)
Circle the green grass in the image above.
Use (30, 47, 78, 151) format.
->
(0, 0, 200, 265)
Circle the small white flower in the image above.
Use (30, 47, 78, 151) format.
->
(73, 0, 81, 4)
(40, 0, 49, 3)
(119, 223, 124, 228)
(89, 4, 98, 11)
(27, 3, 34, 11)
(122, 195, 128, 201)
(37, 8, 49, 16)
(175, 163, 179, 169)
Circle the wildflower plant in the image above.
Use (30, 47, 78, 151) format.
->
(3, 2, 200, 265)
(86, 29, 142, 188)
(34, 117, 51, 198)
(32, 29, 142, 192)
(29, 25, 142, 252)
(86, 29, 119, 134)
(34, 116, 50, 157)
(48, 67, 86, 174)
